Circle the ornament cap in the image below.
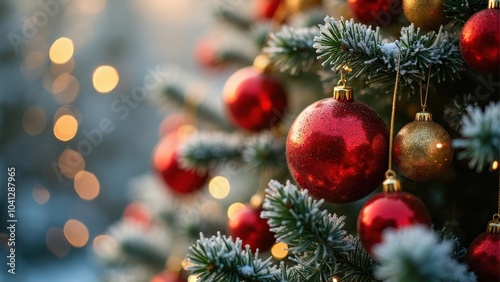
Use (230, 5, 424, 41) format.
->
(487, 215, 500, 233)
(489, 0, 500, 9)
(415, 111, 433, 121)
(333, 85, 354, 100)
(382, 172, 402, 192)
(253, 54, 273, 72)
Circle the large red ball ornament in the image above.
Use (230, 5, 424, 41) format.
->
(227, 205, 275, 252)
(153, 133, 209, 194)
(256, 0, 282, 19)
(223, 67, 287, 132)
(467, 222, 500, 282)
(460, 6, 500, 75)
(347, 0, 402, 27)
(357, 190, 432, 254)
(286, 86, 389, 203)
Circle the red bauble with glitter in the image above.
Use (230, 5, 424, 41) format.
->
(347, 0, 402, 27)
(256, 0, 282, 19)
(223, 67, 287, 132)
(227, 205, 275, 252)
(286, 87, 389, 203)
(460, 6, 500, 75)
(467, 229, 500, 282)
(153, 133, 209, 194)
(357, 190, 432, 254)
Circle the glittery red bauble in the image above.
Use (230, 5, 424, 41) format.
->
(467, 231, 500, 282)
(153, 133, 209, 194)
(357, 191, 432, 254)
(347, 0, 402, 27)
(227, 205, 275, 252)
(286, 97, 389, 203)
(460, 8, 500, 75)
(256, 0, 282, 19)
(223, 67, 287, 132)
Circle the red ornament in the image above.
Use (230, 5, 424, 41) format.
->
(460, 5, 500, 75)
(158, 114, 191, 138)
(286, 86, 389, 203)
(227, 205, 275, 252)
(223, 67, 287, 132)
(153, 133, 209, 194)
(150, 270, 186, 282)
(467, 225, 500, 282)
(123, 202, 152, 227)
(256, 0, 282, 19)
(357, 190, 432, 254)
(347, 0, 402, 27)
(195, 35, 224, 70)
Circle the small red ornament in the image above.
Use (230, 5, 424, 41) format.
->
(256, 0, 282, 19)
(123, 202, 152, 227)
(467, 219, 500, 282)
(460, 1, 500, 75)
(357, 176, 432, 254)
(227, 205, 275, 252)
(223, 66, 287, 132)
(347, 0, 402, 27)
(195, 35, 224, 70)
(286, 85, 389, 203)
(153, 133, 209, 194)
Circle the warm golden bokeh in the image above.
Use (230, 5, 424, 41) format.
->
(92, 65, 119, 93)
(59, 149, 85, 179)
(53, 114, 78, 141)
(64, 219, 89, 248)
(92, 234, 117, 255)
(32, 184, 50, 205)
(46, 227, 71, 258)
(208, 176, 230, 199)
(227, 202, 245, 219)
(74, 171, 100, 200)
(22, 105, 47, 136)
(52, 73, 79, 104)
(271, 242, 289, 259)
(49, 37, 74, 64)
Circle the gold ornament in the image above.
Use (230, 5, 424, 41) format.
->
(393, 112, 454, 182)
(403, 0, 449, 30)
(285, 0, 322, 13)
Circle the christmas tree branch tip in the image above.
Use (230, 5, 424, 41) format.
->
(187, 232, 281, 282)
(312, 17, 464, 87)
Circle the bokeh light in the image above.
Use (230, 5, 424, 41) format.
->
(54, 105, 82, 123)
(53, 114, 78, 141)
(32, 184, 50, 205)
(58, 149, 85, 179)
(176, 124, 197, 141)
(52, 73, 79, 104)
(93, 234, 117, 255)
(271, 242, 288, 259)
(46, 227, 71, 258)
(64, 219, 89, 248)
(208, 176, 230, 199)
(22, 105, 47, 136)
(76, 0, 107, 14)
(227, 202, 245, 219)
(74, 171, 100, 200)
(49, 37, 74, 64)
(92, 65, 119, 93)
(492, 160, 498, 170)
(187, 275, 198, 282)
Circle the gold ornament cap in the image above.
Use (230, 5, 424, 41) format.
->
(415, 111, 433, 121)
(489, 0, 500, 9)
(333, 85, 353, 100)
(253, 54, 273, 73)
(382, 172, 402, 193)
(487, 215, 500, 233)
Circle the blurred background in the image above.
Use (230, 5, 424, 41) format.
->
(0, 1, 225, 280)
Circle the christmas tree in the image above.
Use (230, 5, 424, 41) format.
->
(96, 0, 500, 281)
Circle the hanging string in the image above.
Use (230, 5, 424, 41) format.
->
(387, 52, 402, 176)
(419, 65, 432, 112)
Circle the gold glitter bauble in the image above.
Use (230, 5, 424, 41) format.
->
(393, 112, 453, 182)
(286, 0, 322, 13)
(403, 0, 449, 30)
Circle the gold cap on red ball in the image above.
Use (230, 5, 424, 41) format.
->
(333, 85, 353, 100)
(489, 0, 500, 9)
(382, 173, 402, 193)
(487, 215, 500, 234)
